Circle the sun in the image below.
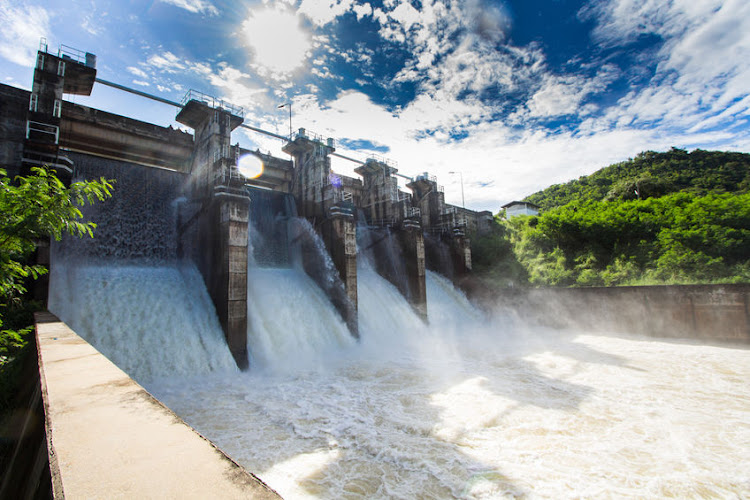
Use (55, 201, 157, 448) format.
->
(242, 6, 311, 76)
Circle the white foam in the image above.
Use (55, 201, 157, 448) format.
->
(246, 267, 355, 373)
(48, 262, 238, 383)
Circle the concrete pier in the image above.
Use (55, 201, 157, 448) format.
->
(176, 95, 250, 369)
(450, 227, 472, 279)
(321, 204, 359, 336)
(35, 312, 280, 499)
(398, 219, 428, 321)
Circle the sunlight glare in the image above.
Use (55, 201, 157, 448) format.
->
(238, 154, 264, 178)
(243, 7, 311, 75)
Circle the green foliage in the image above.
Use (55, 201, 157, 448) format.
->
(0, 167, 113, 302)
(0, 167, 113, 410)
(476, 149, 750, 288)
(524, 148, 750, 210)
(470, 220, 528, 288)
(507, 192, 750, 287)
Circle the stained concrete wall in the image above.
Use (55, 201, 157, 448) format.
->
(34, 312, 281, 499)
(0, 84, 28, 176)
(0, 327, 53, 499)
(489, 284, 750, 342)
(320, 210, 359, 336)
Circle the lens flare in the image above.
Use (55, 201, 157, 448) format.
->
(238, 154, 264, 178)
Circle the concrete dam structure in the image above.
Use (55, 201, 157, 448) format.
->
(0, 42, 494, 370)
(5, 42, 750, 499)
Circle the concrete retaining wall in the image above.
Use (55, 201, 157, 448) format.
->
(34, 312, 280, 499)
(490, 284, 750, 342)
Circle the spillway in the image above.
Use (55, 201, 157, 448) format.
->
(48, 261, 237, 382)
(45, 162, 750, 497)
(146, 264, 750, 499)
(245, 267, 355, 372)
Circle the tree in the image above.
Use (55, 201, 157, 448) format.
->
(1, 166, 113, 409)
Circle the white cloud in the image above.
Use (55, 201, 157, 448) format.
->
(158, 0, 218, 16)
(581, 0, 750, 136)
(298, 0, 354, 27)
(0, 2, 51, 67)
(147, 51, 187, 73)
(208, 64, 269, 109)
(352, 3, 373, 21)
(127, 66, 149, 79)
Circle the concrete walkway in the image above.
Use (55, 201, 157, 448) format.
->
(35, 312, 282, 499)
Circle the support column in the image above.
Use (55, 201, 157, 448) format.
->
(176, 92, 249, 369)
(450, 227, 472, 281)
(398, 218, 427, 321)
(321, 204, 359, 338)
(214, 195, 250, 369)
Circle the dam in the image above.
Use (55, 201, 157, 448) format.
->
(3, 42, 750, 498)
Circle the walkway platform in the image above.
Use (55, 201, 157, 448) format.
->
(35, 312, 281, 499)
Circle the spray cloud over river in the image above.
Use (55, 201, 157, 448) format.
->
(81, 255, 746, 499)
(143, 263, 750, 498)
(47, 164, 750, 497)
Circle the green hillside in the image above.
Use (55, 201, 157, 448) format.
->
(523, 148, 750, 210)
(472, 149, 750, 288)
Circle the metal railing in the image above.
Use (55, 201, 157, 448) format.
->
(58, 44, 87, 64)
(294, 128, 335, 148)
(365, 154, 398, 169)
(325, 188, 354, 203)
(415, 172, 437, 183)
(26, 121, 59, 144)
(213, 163, 245, 186)
(181, 89, 245, 118)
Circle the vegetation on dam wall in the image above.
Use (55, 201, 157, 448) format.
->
(472, 149, 750, 289)
(0, 167, 112, 412)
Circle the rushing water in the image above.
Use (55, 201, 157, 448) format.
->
(144, 266, 750, 499)
(46, 162, 750, 497)
(48, 261, 238, 381)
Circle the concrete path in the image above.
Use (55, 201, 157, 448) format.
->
(35, 312, 282, 499)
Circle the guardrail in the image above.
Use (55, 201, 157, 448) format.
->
(181, 89, 245, 118)
(26, 120, 59, 144)
(365, 154, 398, 169)
(294, 128, 335, 148)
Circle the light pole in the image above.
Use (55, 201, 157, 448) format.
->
(449, 171, 465, 208)
(278, 103, 292, 141)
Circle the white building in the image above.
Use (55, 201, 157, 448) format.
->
(501, 201, 540, 219)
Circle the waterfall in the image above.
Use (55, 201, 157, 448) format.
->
(246, 208, 355, 372)
(47, 155, 238, 384)
(357, 225, 410, 299)
(245, 268, 355, 372)
(48, 261, 238, 383)
(425, 270, 484, 329)
(248, 187, 296, 267)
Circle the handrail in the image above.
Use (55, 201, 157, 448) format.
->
(181, 89, 245, 118)
(415, 172, 437, 183)
(26, 121, 59, 144)
(294, 128, 334, 148)
(365, 154, 398, 169)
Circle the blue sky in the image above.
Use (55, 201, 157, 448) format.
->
(2, 0, 749, 211)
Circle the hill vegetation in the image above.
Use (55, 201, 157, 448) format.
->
(472, 149, 750, 288)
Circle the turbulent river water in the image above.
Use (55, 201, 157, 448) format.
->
(50, 259, 750, 499)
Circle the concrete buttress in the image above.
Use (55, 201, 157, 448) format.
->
(176, 94, 250, 369)
(398, 218, 428, 321)
(322, 205, 359, 337)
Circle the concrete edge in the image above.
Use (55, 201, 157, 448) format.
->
(34, 311, 282, 499)
(35, 312, 65, 499)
